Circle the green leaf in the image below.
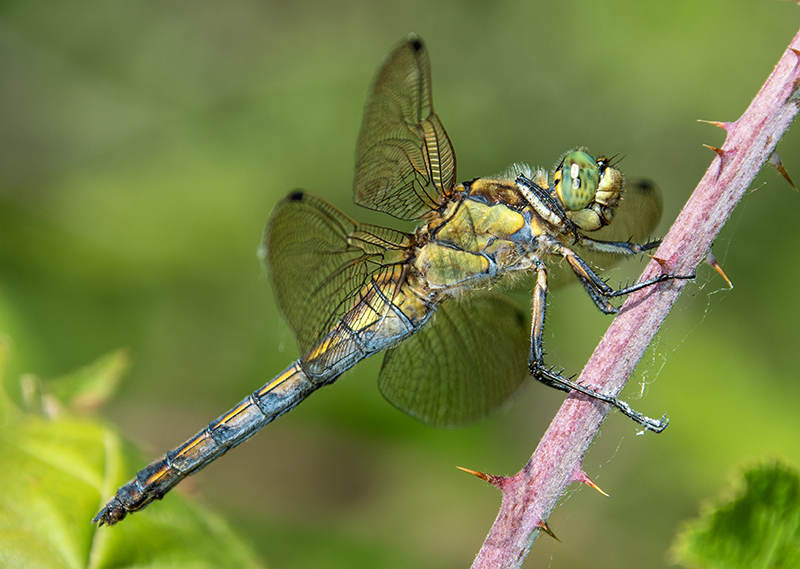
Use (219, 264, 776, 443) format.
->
(0, 337, 11, 424)
(0, 347, 266, 569)
(672, 461, 800, 569)
(41, 348, 130, 415)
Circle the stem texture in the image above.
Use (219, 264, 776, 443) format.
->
(472, 26, 800, 569)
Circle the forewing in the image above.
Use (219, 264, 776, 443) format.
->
(263, 192, 412, 357)
(378, 294, 528, 428)
(354, 36, 456, 220)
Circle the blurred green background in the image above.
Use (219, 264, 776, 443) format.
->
(1, 1, 799, 568)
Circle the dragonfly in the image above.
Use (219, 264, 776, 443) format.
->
(93, 35, 689, 526)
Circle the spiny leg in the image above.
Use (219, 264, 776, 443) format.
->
(533, 365, 670, 433)
(528, 261, 568, 393)
(575, 234, 659, 256)
(527, 256, 673, 433)
(553, 239, 694, 307)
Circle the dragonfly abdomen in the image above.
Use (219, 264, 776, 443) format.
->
(93, 362, 317, 525)
(301, 265, 436, 377)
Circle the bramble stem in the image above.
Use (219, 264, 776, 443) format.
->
(471, 26, 800, 569)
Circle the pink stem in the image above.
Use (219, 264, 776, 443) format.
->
(471, 27, 800, 569)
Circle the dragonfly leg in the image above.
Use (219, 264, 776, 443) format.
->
(528, 251, 672, 433)
(528, 262, 568, 394)
(531, 363, 670, 433)
(575, 235, 660, 256)
(551, 240, 694, 309)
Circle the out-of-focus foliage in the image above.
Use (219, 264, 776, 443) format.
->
(0, 1, 799, 568)
(672, 462, 800, 569)
(0, 341, 264, 569)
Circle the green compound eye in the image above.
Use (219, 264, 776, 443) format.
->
(556, 151, 599, 211)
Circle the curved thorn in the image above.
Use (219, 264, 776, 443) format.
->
(704, 250, 734, 289)
(569, 464, 610, 497)
(703, 144, 726, 157)
(697, 119, 733, 131)
(768, 151, 798, 191)
(536, 520, 561, 542)
(456, 466, 506, 489)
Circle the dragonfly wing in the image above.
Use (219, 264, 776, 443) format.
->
(591, 178, 662, 244)
(354, 36, 456, 221)
(264, 191, 412, 359)
(378, 294, 528, 428)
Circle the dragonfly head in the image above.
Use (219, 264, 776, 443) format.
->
(553, 150, 622, 232)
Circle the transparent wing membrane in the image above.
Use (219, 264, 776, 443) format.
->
(591, 179, 663, 244)
(354, 36, 456, 220)
(264, 192, 412, 360)
(379, 294, 528, 427)
(94, 35, 689, 528)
